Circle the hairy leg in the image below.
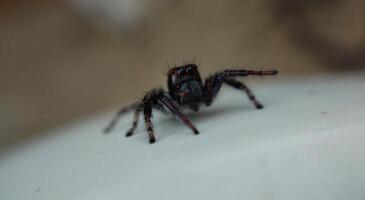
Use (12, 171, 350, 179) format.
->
(126, 101, 169, 139)
(126, 107, 142, 137)
(204, 69, 277, 107)
(141, 89, 199, 143)
(224, 78, 263, 109)
(158, 95, 199, 134)
(143, 103, 156, 144)
(223, 69, 278, 77)
(104, 102, 139, 133)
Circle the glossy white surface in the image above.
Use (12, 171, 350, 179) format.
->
(1, 75, 365, 200)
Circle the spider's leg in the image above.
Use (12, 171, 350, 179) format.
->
(153, 102, 170, 114)
(204, 69, 277, 107)
(103, 102, 140, 133)
(224, 78, 263, 109)
(204, 73, 225, 106)
(143, 102, 156, 144)
(140, 89, 199, 143)
(125, 105, 142, 137)
(140, 89, 167, 143)
(222, 69, 278, 77)
(159, 96, 199, 134)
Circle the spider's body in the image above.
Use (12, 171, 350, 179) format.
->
(168, 64, 204, 111)
(104, 64, 278, 143)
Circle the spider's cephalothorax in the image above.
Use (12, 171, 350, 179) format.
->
(167, 64, 204, 111)
(104, 64, 278, 143)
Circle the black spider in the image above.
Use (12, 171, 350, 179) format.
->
(104, 64, 278, 143)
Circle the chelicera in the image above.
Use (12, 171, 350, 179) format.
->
(104, 64, 278, 143)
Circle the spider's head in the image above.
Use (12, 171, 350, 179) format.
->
(167, 64, 204, 111)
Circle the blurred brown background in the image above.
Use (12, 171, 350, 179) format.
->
(0, 0, 364, 150)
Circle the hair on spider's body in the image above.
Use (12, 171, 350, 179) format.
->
(104, 64, 278, 143)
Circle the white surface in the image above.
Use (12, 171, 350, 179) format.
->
(1, 75, 365, 200)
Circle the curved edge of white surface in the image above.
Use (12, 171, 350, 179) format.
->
(1, 75, 365, 200)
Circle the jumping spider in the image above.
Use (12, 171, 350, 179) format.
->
(104, 64, 278, 143)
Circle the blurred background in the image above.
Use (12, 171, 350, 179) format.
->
(0, 0, 364, 151)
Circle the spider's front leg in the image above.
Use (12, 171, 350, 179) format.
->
(204, 69, 278, 108)
(142, 89, 199, 144)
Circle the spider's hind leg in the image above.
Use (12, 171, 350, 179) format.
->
(103, 102, 139, 133)
(143, 102, 156, 144)
(224, 78, 263, 109)
(126, 106, 142, 137)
